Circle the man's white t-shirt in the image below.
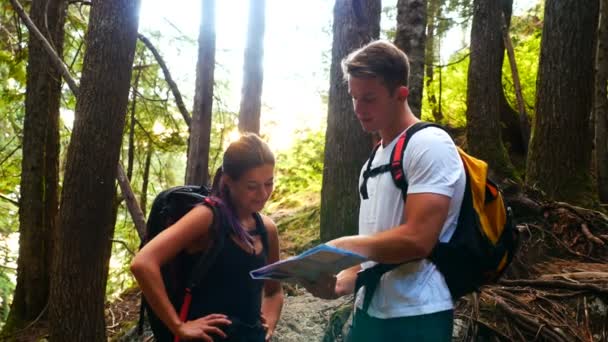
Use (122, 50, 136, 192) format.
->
(354, 125, 466, 318)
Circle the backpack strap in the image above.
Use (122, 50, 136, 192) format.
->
(172, 200, 227, 342)
(360, 142, 382, 200)
(252, 212, 270, 257)
(389, 122, 444, 201)
(354, 263, 399, 313)
(186, 198, 226, 290)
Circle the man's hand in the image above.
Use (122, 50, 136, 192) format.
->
(300, 273, 339, 299)
(175, 314, 231, 342)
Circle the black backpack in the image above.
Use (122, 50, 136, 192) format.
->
(137, 185, 227, 341)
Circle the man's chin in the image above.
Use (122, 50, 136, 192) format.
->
(359, 122, 378, 133)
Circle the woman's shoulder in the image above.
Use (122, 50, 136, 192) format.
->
(258, 213, 278, 234)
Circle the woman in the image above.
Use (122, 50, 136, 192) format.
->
(131, 133, 284, 342)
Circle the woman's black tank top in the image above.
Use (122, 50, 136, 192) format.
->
(181, 212, 268, 340)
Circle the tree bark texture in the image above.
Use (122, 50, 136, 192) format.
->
(238, 0, 265, 134)
(186, 0, 216, 186)
(394, 0, 426, 118)
(596, 0, 608, 203)
(525, 0, 599, 206)
(466, 0, 515, 179)
(48, 0, 141, 339)
(320, 0, 381, 241)
(6, 0, 66, 332)
(425, 0, 442, 122)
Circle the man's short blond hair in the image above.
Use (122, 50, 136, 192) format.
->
(341, 40, 410, 91)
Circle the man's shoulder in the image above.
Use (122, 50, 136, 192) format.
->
(408, 126, 453, 147)
(404, 126, 457, 160)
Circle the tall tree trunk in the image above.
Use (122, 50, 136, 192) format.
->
(186, 0, 216, 186)
(127, 66, 141, 181)
(238, 0, 265, 134)
(48, 0, 140, 340)
(465, 0, 515, 179)
(526, 0, 599, 206)
(140, 145, 153, 214)
(394, 0, 426, 118)
(320, 0, 381, 241)
(597, 0, 608, 203)
(425, 0, 442, 122)
(5, 0, 66, 332)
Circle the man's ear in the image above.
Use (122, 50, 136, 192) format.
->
(397, 86, 409, 100)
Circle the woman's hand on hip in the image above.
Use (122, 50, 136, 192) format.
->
(175, 313, 231, 341)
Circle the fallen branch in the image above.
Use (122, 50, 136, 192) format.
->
(526, 223, 605, 263)
(581, 223, 605, 246)
(540, 272, 608, 281)
(492, 295, 569, 342)
(554, 201, 608, 222)
(499, 279, 608, 295)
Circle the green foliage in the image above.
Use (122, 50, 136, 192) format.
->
(270, 128, 324, 208)
(271, 200, 321, 257)
(0, 5, 27, 324)
(421, 3, 543, 128)
(421, 50, 470, 127)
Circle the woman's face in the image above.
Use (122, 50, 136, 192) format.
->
(225, 163, 274, 214)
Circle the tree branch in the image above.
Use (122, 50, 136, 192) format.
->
(116, 165, 146, 241)
(9, 0, 80, 95)
(0, 193, 19, 207)
(138, 33, 192, 127)
(0, 144, 21, 168)
(111, 239, 135, 256)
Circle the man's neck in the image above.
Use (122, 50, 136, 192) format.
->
(379, 105, 418, 146)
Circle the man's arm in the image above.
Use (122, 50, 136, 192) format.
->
(328, 192, 450, 264)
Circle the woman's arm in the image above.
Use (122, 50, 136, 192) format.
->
(130, 205, 230, 340)
(260, 216, 284, 341)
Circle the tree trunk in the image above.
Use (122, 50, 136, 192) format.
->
(498, 0, 528, 157)
(425, 0, 442, 122)
(48, 0, 140, 340)
(502, 13, 530, 155)
(127, 66, 140, 181)
(394, 0, 426, 118)
(140, 145, 153, 215)
(597, 0, 608, 203)
(186, 0, 216, 186)
(465, 0, 515, 179)
(525, 0, 599, 206)
(238, 0, 265, 134)
(5, 0, 66, 332)
(320, 0, 381, 241)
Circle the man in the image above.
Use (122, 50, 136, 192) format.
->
(305, 40, 466, 341)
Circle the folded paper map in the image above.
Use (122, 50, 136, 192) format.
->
(250, 244, 367, 283)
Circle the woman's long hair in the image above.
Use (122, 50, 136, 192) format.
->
(210, 133, 275, 247)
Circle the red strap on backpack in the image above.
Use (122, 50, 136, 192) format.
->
(174, 288, 193, 342)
